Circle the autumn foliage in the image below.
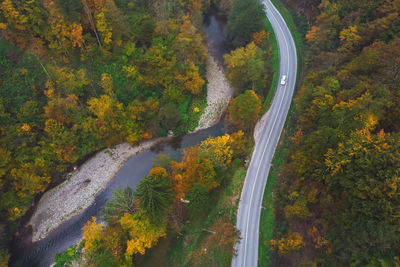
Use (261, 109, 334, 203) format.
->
(269, 232, 304, 255)
(227, 90, 262, 131)
(77, 132, 246, 265)
(0, 0, 211, 263)
(120, 211, 166, 256)
(171, 132, 245, 198)
(268, 0, 400, 265)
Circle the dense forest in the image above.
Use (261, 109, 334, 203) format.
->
(0, 0, 210, 264)
(268, 0, 400, 266)
(54, 0, 273, 265)
(0, 0, 274, 265)
(56, 131, 247, 266)
(8, 0, 399, 265)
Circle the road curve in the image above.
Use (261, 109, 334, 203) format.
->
(232, 1, 297, 266)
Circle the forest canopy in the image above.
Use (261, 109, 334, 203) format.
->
(268, 0, 400, 266)
(0, 0, 209, 264)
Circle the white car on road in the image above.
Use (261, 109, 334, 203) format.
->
(280, 75, 287, 85)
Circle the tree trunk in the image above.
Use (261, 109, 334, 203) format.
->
(82, 0, 102, 47)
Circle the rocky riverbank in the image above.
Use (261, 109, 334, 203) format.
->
(195, 53, 233, 131)
(28, 139, 166, 242)
(27, 52, 234, 243)
(28, 53, 233, 243)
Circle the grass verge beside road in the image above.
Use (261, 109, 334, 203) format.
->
(270, 0, 306, 80)
(258, 0, 308, 266)
(262, 17, 279, 113)
(139, 166, 247, 267)
(258, 106, 295, 266)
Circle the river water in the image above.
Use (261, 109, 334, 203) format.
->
(10, 10, 232, 267)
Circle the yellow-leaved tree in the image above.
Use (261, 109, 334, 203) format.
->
(82, 217, 103, 252)
(120, 211, 166, 256)
(224, 42, 265, 93)
(170, 132, 245, 199)
(269, 232, 304, 255)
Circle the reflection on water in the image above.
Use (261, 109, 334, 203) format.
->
(203, 9, 234, 68)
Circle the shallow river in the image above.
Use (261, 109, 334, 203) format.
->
(11, 11, 232, 267)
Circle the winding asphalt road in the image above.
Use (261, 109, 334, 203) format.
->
(232, 0, 297, 266)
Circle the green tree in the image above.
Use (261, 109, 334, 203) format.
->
(102, 187, 136, 224)
(224, 41, 265, 94)
(135, 174, 174, 220)
(159, 102, 180, 131)
(332, 219, 399, 265)
(185, 183, 208, 217)
(56, 0, 83, 22)
(54, 246, 81, 267)
(227, 90, 261, 131)
(227, 0, 266, 46)
(153, 152, 174, 171)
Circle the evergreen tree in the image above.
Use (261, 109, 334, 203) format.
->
(101, 187, 136, 224)
(135, 175, 174, 220)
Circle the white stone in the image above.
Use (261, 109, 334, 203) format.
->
(194, 53, 233, 132)
(28, 138, 166, 242)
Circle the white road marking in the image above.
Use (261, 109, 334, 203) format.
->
(234, 0, 297, 266)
